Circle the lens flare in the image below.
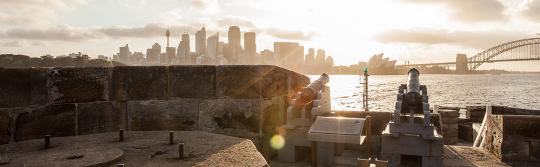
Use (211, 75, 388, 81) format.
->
(270, 135, 285, 150)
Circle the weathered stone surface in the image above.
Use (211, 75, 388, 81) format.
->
(48, 67, 110, 103)
(501, 115, 540, 161)
(168, 65, 215, 99)
(216, 65, 309, 99)
(127, 100, 197, 131)
(467, 106, 540, 122)
(261, 96, 287, 134)
(113, 66, 168, 101)
(1, 131, 268, 167)
(440, 110, 459, 144)
(15, 104, 76, 141)
(199, 99, 261, 133)
(483, 115, 540, 162)
(0, 68, 49, 108)
(333, 111, 392, 135)
(77, 101, 120, 135)
(0, 110, 9, 144)
(458, 123, 473, 142)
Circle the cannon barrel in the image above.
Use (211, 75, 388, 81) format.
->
(295, 73, 329, 105)
(407, 68, 421, 93)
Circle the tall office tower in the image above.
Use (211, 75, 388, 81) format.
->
(118, 44, 131, 63)
(325, 56, 334, 70)
(131, 52, 144, 63)
(207, 33, 219, 65)
(315, 49, 326, 67)
(305, 48, 315, 66)
(195, 27, 207, 56)
(178, 34, 191, 64)
(166, 47, 176, 64)
(274, 42, 304, 67)
(149, 43, 161, 63)
(260, 49, 274, 65)
(227, 26, 242, 64)
(244, 32, 256, 64)
(146, 48, 152, 64)
(166, 29, 170, 47)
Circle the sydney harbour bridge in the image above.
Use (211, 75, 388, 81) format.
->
(399, 38, 540, 73)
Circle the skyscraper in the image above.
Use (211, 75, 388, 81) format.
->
(316, 49, 326, 67)
(207, 33, 219, 65)
(326, 56, 334, 69)
(166, 47, 176, 64)
(178, 34, 190, 64)
(305, 48, 315, 66)
(244, 32, 256, 64)
(195, 27, 207, 56)
(148, 43, 161, 64)
(166, 29, 170, 47)
(274, 42, 304, 70)
(118, 44, 131, 63)
(227, 26, 242, 64)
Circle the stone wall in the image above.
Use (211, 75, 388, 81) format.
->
(0, 65, 310, 154)
(483, 115, 540, 162)
(466, 106, 540, 122)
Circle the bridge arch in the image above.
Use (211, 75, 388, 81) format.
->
(468, 38, 540, 71)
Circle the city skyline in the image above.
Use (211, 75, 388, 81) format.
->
(1, 0, 540, 71)
(111, 26, 334, 74)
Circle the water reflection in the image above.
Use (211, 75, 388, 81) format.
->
(309, 74, 540, 111)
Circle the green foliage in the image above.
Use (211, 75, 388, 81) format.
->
(0, 54, 124, 67)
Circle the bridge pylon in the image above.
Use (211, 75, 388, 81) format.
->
(456, 53, 468, 73)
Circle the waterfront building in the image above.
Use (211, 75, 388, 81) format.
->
(207, 33, 219, 65)
(178, 34, 190, 64)
(227, 26, 242, 64)
(165, 47, 176, 64)
(244, 32, 256, 64)
(274, 42, 304, 69)
(195, 27, 207, 56)
(305, 48, 315, 66)
(118, 44, 131, 63)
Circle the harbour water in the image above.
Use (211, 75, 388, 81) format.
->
(309, 74, 540, 111)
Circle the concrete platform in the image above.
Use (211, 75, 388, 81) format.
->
(0, 131, 267, 167)
(443, 145, 510, 167)
(270, 145, 531, 167)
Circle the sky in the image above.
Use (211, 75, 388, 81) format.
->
(1, 0, 540, 71)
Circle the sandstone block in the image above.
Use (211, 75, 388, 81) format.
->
(113, 66, 168, 101)
(127, 100, 198, 131)
(48, 67, 110, 103)
(15, 104, 76, 141)
(168, 66, 215, 99)
(0, 68, 49, 108)
(77, 101, 120, 135)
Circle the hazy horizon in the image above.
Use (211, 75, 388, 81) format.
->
(1, 0, 540, 71)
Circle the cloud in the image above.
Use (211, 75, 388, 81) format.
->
(0, 25, 101, 42)
(216, 17, 256, 28)
(522, 0, 540, 22)
(0, 0, 86, 26)
(263, 28, 315, 40)
(190, 0, 220, 13)
(373, 28, 531, 49)
(1, 40, 47, 47)
(402, 0, 507, 22)
(0, 19, 315, 42)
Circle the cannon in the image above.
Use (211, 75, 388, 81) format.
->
(398, 68, 428, 115)
(295, 73, 329, 106)
(382, 68, 443, 167)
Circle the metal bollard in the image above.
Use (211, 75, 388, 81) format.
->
(169, 131, 174, 145)
(44, 135, 51, 149)
(119, 129, 124, 142)
(178, 143, 184, 160)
